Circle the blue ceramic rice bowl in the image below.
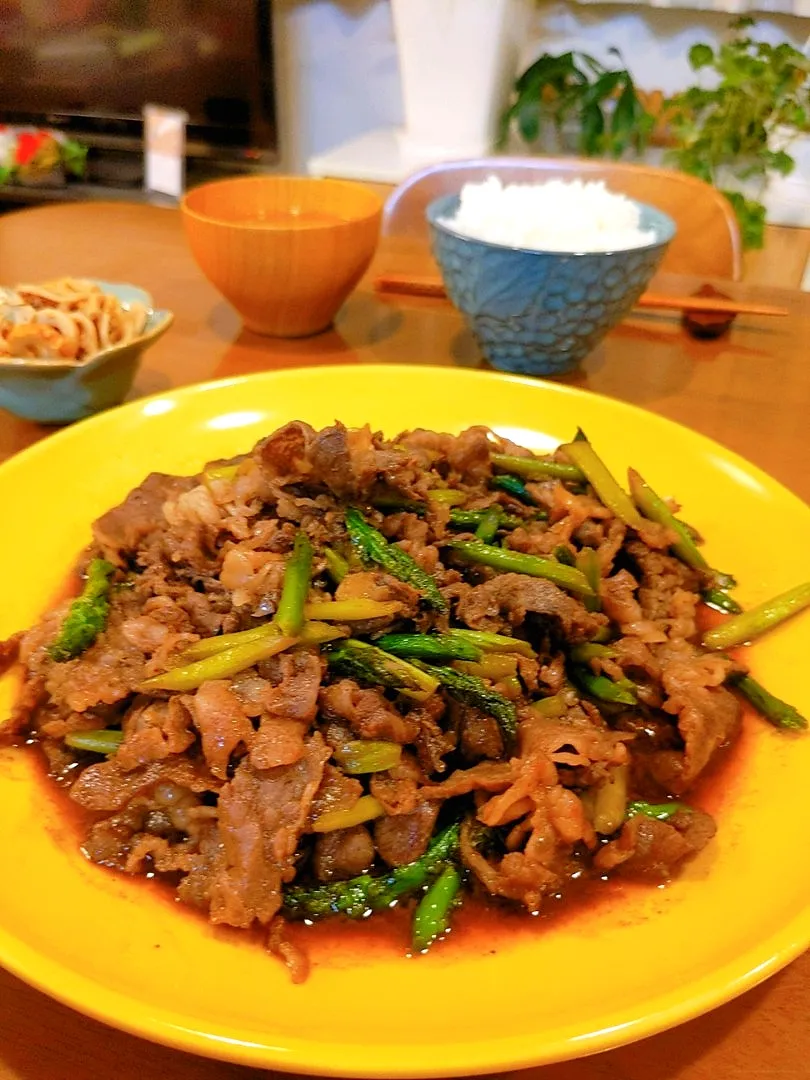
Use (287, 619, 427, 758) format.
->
(427, 193, 676, 376)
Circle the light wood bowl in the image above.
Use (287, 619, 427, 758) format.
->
(181, 176, 382, 337)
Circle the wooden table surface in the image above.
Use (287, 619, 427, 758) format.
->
(1, 201, 809, 1080)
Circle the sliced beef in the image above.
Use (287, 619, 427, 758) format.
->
(267, 916, 310, 985)
(262, 650, 324, 723)
(594, 808, 716, 878)
(309, 764, 362, 824)
(319, 679, 419, 743)
(312, 825, 376, 881)
(395, 426, 492, 484)
(116, 697, 195, 771)
(460, 811, 561, 911)
(306, 422, 416, 501)
(0, 632, 21, 676)
(374, 801, 439, 867)
(519, 709, 632, 770)
(418, 761, 514, 800)
(455, 573, 606, 642)
(601, 570, 643, 625)
(43, 614, 146, 715)
(92, 472, 196, 564)
(369, 775, 421, 817)
(409, 695, 455, 775)
(458, 707, 504, 762)
(185, 680, 254, 779)
(649, 653, 741, 794)
(0, 673, 46, 740)
(256, 420, 315, 479)
(70, 757, 214, 813)
(253, 650, 333, 769)
(625, 541, 703, 622)
(207, 734, 331, 928)
(476, 745, 556, 828)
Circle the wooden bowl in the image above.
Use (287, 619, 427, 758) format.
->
(181, 176, 382, 337)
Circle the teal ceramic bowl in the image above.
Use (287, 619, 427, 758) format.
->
(427, 194, 675, 377)
(0, 281, 173, 424)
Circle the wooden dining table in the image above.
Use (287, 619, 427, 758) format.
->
(1, 200, 809, 1080)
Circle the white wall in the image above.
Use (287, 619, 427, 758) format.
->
(272, 0, 402, 170)
(526, 2, 810, 94)
(272, 0, 810, 171)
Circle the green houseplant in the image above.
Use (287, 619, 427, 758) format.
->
(665, 18, 810, 248)
(499, 48, 654, 158)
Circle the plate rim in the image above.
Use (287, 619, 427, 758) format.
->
(1, 363, 809, 1076)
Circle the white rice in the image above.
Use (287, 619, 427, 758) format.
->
(442, 176, 657, 253)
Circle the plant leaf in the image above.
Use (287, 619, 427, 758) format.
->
(722, 189, 766, 250)
(516, 98, 542, 144)
(580, 102, 605, 156)
(689, 43, 714, 70)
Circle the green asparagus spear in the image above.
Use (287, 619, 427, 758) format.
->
(626, 800, 689, 822)
(591, 763, 629, 835)
(345, 507, 447, 612)
(275, 531, 313, 637)
(490, 474, 536, 503)
(475, 507, 503, 543)
(412, 864, 462, 953)
(48, 558, 116, 662)
(569, 643, 615, 662)
(703, 581, 810, 650)
(442, 628, 535, 658)
(570, 664, 637, 705)
(371, 494, 426, 514)
(553, 544, 576, 566)
(427, 489, 467, 507)
(311, 794, 385, 833)
(326, 639, 439, 697)
(449, 508, 528, 529)
(702, 588, 743, 616)
(64, 729, 124, 755)
(331, 741, 403, 773)
(490, 453, 585, 483)
(140, 632, 299, 692)
(174, 620, 342, 663)
(304, 599, 403, 621)
(628, 469, 738, 601)
(576, 547, 602, 613)
(283, 820, 461, 919)
(728, 672, 807, 731)
(561, 436, 645, 529)
(527, 692, 569, 718)
(374, 632, 482, 663)
(323, 547, 349, 584)
(420, 663, 518, 745)
(203, 462, 239, 484)
(445, 540, 595, 598)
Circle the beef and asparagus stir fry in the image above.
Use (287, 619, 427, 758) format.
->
(2, 422, 807, 981)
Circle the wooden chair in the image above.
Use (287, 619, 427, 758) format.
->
(381, 156, 743, 281)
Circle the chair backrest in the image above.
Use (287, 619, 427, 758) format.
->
(382, 156, 743, 281)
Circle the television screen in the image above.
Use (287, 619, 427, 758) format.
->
(0, 0, 276, 162)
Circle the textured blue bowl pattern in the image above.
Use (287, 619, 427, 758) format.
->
(427, 193, 675, 376)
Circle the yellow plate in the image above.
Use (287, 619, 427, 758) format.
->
(1, 365, 809, 1078)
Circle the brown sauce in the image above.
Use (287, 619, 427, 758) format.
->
(13, 593, 758, 970)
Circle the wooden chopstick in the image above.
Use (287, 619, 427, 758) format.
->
(374, 273, 789, 318)
(637, 292, 788, 316)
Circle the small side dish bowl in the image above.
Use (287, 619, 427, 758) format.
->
(181, 175, 383, 338)
(427, 193, 675, 377)
(0, 281, 173, 425)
